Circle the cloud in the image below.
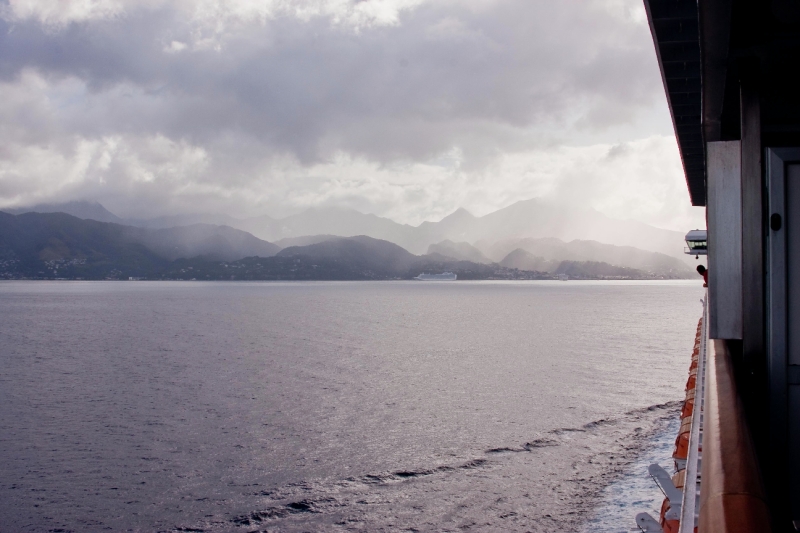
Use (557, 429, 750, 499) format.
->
(3, 0, 127, 25)
(3, 0, 426, 29)
(0, 0, 702, 231)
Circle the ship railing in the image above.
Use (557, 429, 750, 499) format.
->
(696, 309, 771, 531)
(678, 293, 708, 532)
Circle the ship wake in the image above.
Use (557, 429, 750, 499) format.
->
(171, 401, 680, 533)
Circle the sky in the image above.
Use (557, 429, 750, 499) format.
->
(0, 0, 706, 230)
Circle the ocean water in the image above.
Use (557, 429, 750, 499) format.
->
(0, 280, 704, 532)
(580, 416, 681, 533)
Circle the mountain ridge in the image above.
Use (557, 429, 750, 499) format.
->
(0, 212, 280, 268)
(427, 240, 492, 264)
(482, 237, 692, 275)
(0, 212, 694, 281)
(3, 200, 124, 224)
(2, 198, 697, 267)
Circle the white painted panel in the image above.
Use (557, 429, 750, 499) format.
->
(707, 141, 742, 339)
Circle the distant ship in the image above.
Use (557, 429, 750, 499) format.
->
(414, 272, 457, 281)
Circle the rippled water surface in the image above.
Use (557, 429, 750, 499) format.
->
(0, 280, 703, 532)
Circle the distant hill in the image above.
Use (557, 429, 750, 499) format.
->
(499, 249, 560, 272)
(4, 199, 695, 269)
(125, 212, 249, 229)
(498, 248, 676, 279)
(0, 212, 280, 279)
(277, 235, 418, 271)
(0, 212, 169, 279)
(133, 224, 279, 261)
(197, 237, 500, 280)
(273, 235, 338, 249)
(241, 199, 690, 263)
(417, 208, 479, 243)
(427, 240, 492, 264)
(29, 199, 674, 261)
(554, 261, 649, 279)
(261, 207, 419, 251)
(3, 201, 124, 224)
(454, 199, 685, 260)
(0, 213, 690, 281)
(488, 237, 693, 277)
(0, 215, 488, 280)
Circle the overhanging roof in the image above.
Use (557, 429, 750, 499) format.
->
(643, 0, 705, 206)
(645, 0, 800, 208)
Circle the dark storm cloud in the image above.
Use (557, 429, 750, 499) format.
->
(0, 1, 663, 163)
(1, 0, 703, 230)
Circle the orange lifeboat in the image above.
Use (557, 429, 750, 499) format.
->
(681, 388, 696, 419)
(659, 498, 680, 533)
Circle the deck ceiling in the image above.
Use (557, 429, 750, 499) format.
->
(643, 0, 704, 206)
(645, 0, 800, 208)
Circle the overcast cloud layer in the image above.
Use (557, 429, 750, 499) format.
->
(0, 0, 705, 230)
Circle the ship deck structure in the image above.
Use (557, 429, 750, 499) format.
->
(637, 0, 800, 531)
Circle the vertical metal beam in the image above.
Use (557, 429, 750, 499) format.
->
(767, 150, 800, 527)
(740, 66, 764, 379)
(788, 163, 800, 525)
(708, 141, 743, 339)
(766, 148, 789, 528)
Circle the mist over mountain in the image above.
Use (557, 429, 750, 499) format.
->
(0, 215, 497, 280)
(0, 212, 687, 281)
(136, 225, 279, 261)
(0, 212, 279, 278)
(277, 236, 419, 275)
(2, 197, 701, 279)
(4, 198, 691, 264)
(554, 261, 650, 279)
(247, 199, 689, 263)
(499, 249, 561, 272)
(5, 201, 124, 224)
(125, 212, 249, 230)
(455, 199, 690, 264)
(251, 236, 532, 280)
(273, 235, 340, 249)
(485, 237, 692, 276)
(0, 212, 169, 278)
(159, 238, 502, 281)
(417, 208, 480, 243)
(427, 240, 492, 264)
(265, 208, 417, 247)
